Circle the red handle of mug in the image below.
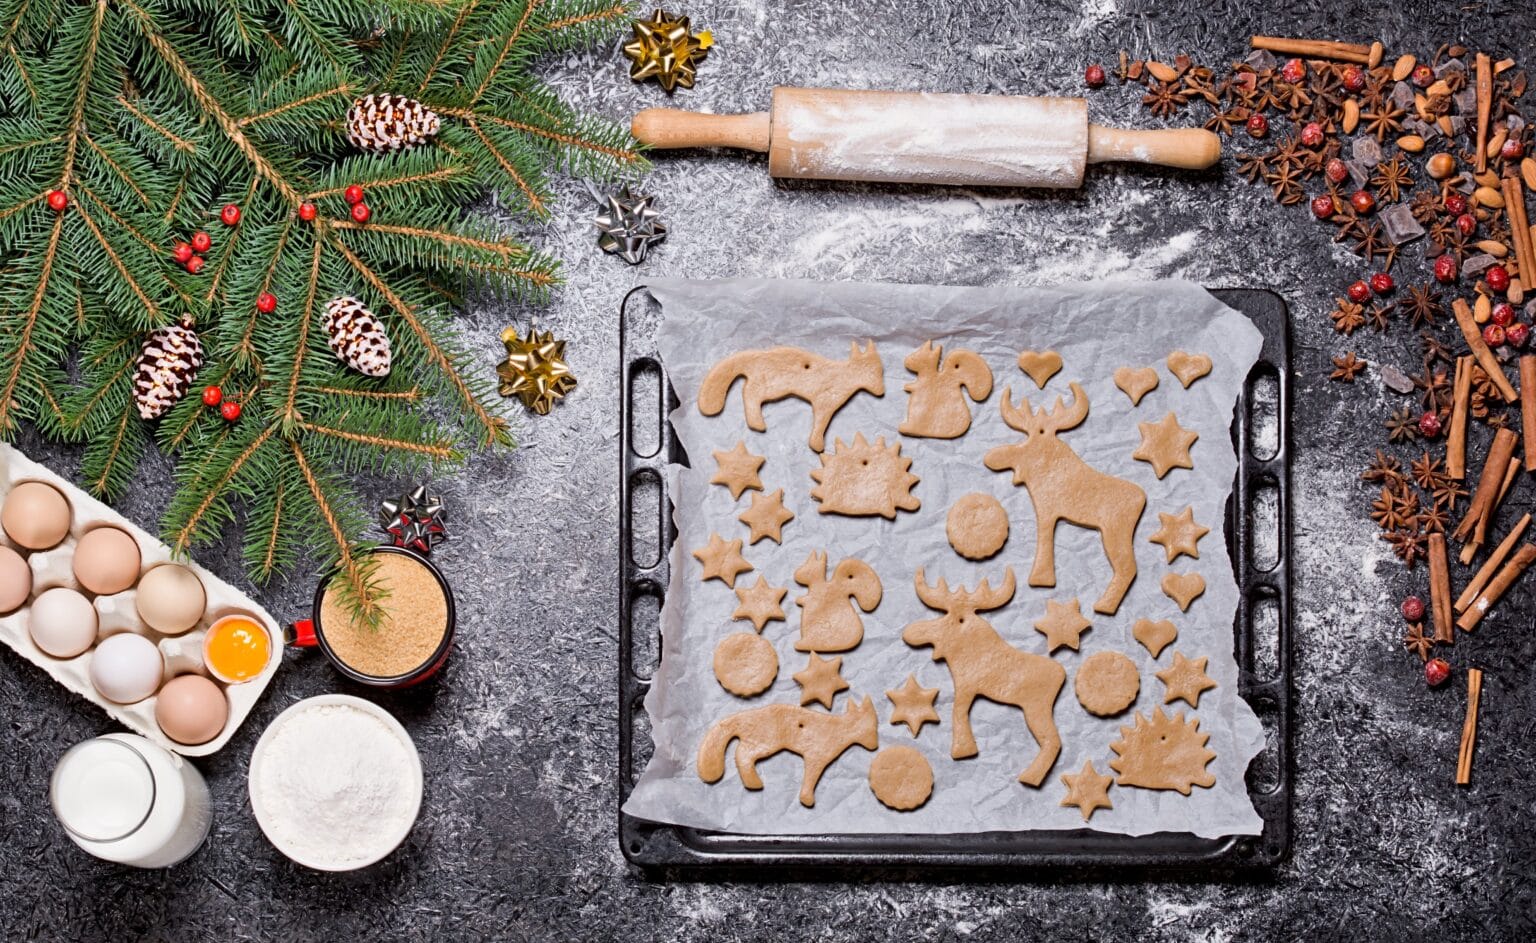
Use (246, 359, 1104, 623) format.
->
(286, 619, 318, 649)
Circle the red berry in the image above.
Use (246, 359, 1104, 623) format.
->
(220, 400, 241, 422)
(1444, 192, 1467, 215)
(1281, 58, 1306, 84)
(1347, 280, 1372, 304)
(1425, 657, 1451, 687)
(298, 201, 317, 221)
(1418, 410, 1443, 438)
(344, 184, 365, 205)
(1455, 212, 1477, 237)
(186, 255, 206, 274)
(1325, 157, 1350, 185)
(1245, 113, 1269, 139)
(1369, 272, 1394, 295)
(1411, 64, 1434, 88)
(201, 386, 222, 407)
(1084, 63, 1106, 88)
(1300, 122, 1325, 147)
(46, 189, 68, 212)
(1506, 322, 1530, 348)
(1486, 264, 1510, 293)
(1502, 138, 1526, 161)
(172, 242, 193, 264)
(256, 292, 277, 314)
(1342, 67, 1366, 92)
(1310, 194, 1336, 220)
(220, 204, 241, 226)
(1400, 596, 1425, 622)
(350, 202, 371, 223)
(1492, 302, 1516, 326)
(1483, 323, 1507, 347)
(1349, 190, 1375, 214)
(191, 231, 211, 253)
(1434, 254, 1458, 283)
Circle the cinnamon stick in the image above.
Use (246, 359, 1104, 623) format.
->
(1523, 356, 1536, 471)
(1449, 356, 1472, 479)
(1475, 53, 1492, 174)
(1453, 427, 1519, 543)
(1250, 35, 1373, 64)
(1428, 533, 1454, 643)
(1452, 298, 1517, 402)
(1504, 176, 1536, 293)
(1460, 454, 1522, 563)
(1456, 512, 1531, 612)
(1455, 668, 1482, 786)
(1457, 542, 1536, 630)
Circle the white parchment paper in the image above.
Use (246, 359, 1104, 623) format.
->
(623, 278, 1266, 838)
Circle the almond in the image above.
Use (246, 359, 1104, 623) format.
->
(1397, 135, 1425, 154)
(1522, 157, 1536, 191)
(1368, 41, 1384, 69)
(1392, 54, 1416, 81)
(1474, 185, 1505, 209)
(1343, 99, 1360, 134)
(1146, 60, 1178, 83)
(1476, 240, 1509, 258)
(1474, 294, 1491, 324)
(1488, 129, 1508, 158)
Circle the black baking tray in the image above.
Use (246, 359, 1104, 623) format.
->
(617, 285, 1292, 872)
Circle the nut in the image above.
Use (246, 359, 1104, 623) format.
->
(1476, 240, 1510, 258)
(1397, 135, 1425, 153)
(1488, 129, 1509, 158)
(1391, 54, 1416, 81)
(1343, 99, 1360, 134)
(1368, 41, 1384, 69)
(1474, 185, 1506, 209)
(1474, 293, 1491, 324)
(1522, 157, 1536, 190)
(1427, 153, 1457, 179)
(1145, 60, 1178, 83)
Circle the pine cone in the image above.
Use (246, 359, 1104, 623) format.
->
(325, 296, 393, 377)
(134, 318, 204, 420)
(345, 94, 440, 153)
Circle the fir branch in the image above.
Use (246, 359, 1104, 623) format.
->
(289, 438, 379, 623)
(541, 3, 628, 33)
(414, 0, 479, 95)
(313, 384, 423, 401)
(464, 116, 546, 215)
(116, 96, 196, 154)
(0, 213, 63, 432)
(296, 419, 458, 459)
(70, 198, 161, 321)
(57, 0, 108, 189)
(470, 0, 541, 105)
(237, 81, 355, 129)
(170, 422, 278, 554)
(281, 233, 325, 423)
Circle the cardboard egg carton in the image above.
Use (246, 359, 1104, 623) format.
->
(0, 443, 282, 755)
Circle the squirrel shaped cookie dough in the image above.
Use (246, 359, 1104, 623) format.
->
(793, 550, 882, 652)
(697, 342, 884, 451)
(898, 341, 993, 439)
(697, 697, 880, 807)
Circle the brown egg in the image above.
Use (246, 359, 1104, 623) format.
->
(2, 481, 72, 550)
(0, 545, 29, 613)
(154, 674, 228, 745)
(72, 526, 142, 595)
(135, 564, 207, 635)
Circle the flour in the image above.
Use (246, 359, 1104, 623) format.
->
(253, 702, 419, 867)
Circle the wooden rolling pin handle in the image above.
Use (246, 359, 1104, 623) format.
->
(631, 108, 770, 151)
(1086, 125, 1221, 171)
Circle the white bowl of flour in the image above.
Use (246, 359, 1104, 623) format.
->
(248, 694, 423, 871)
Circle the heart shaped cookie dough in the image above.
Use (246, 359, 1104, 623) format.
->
(1166, 351, 1213, 389)
(1132, 617, 1178, 658)
(1016, 350, 1063, 389)
(1113, 366, 1159, 406)
(1161, 573, 1206, 612)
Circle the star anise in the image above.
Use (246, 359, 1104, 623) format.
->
(1386, 407, 1420, 442)
(1367, 302, 1395, 332)
(1470, 387, 1493, 420)
(1413, 365, 1452, 412)
(1330, 351, 1366, 381)
(1403, 286, 1444, 328)
(1410, 190, 1443, 224)
(1182, 71, 1220, 106)
(1488, 412, 1510, 430)
(1362, 449, 1406, 486)
(1417, 502, 1450, 534)
(1205, 107, 1247, 135)
(1236, 151, 1271, 184)
(1362, 101, 1406, 141)
(1265, 161, 1305, 204)
(1432, 477, 1467, 508)
(1332, 205, 1366, 245)
(1402, 623, 1433, 661)
(1370, 484, 1415, 528)
(1485, 213, 1512, 245)
(1420, 331, 1453, 365)
(1469, 365, 1502, 400)
(1385, 526, 1427, 566)
(1142, 81, 1189, 118)
(1331, 298, 1366, 334)
(1370, 155, 1413, 203)
(1433, 228, 1470, 263)
(1308, 62, 1343, 97)
(1410, 453, 1447, 491)
(1352, 222, 1389, 263)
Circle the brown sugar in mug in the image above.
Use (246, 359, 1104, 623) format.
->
(289, 547, 456, 688)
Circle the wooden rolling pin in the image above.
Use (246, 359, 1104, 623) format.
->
(633, 87, 1220, 188)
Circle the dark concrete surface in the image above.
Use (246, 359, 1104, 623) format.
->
(3, 1, 1534, 940)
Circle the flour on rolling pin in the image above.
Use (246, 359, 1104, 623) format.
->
(769, 88, 1087, 187)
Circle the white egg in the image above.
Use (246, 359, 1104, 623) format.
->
(89, 633, 163, 704)
(28, 587, 98, 658)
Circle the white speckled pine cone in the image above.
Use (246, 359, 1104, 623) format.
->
(345, 94, 440, 153)
(324, 296, 393, 377)
(134, 317, 204, 420)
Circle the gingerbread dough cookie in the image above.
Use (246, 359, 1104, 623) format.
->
(1113, 366, 1159, 406)
(692, 533, 753, 587)
(1161, 572, 1206, 612)
(697, 342, 884, 452)
(713, 632, 778, 697)
(886, 674, 940, 736)
(1156, 651, 1217, 708)
(899, 341, 993, 439)
(710, 441, 765, 499)
(1133, 412, 1199, 478)
(1132, 617, 1178, 659)
(733, 575, 787, 631)
(1167, 351, 1213, 388)
(1059, 759, 1114, 821)
(1148, 506, 1209, 563)
(739, 488, 794, 544)
(1033, 597, 1092, 653)
(868, 746, 934, 811)
(697, 697, 880, 807)
(1016, 350, 1063, 388)
(794, 551, 881, 652)
(1074, 650, 1140, 716)
(810, 433, 921, 518)
(1109, 707, 1217, 795)
(793, 652, 849, 708)
(946, 492, 1009, 561)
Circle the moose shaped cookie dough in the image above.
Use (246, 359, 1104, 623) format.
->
(696, 697, 880, 807)
(793, 550, 882, 652)
(984, 382, 1147, 615)
(898, 341, 993, 439)
(903, 568, 1066, 787)
(697, 342, 884, 451)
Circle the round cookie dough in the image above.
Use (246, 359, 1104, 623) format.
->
(713, 632, 778, 697)
(868, 745, 934, 811)
(1074, 650, 1141, 717)
(946, 492, 1009, 560)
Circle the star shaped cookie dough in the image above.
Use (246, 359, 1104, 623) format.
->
(886, 674, 940, 737)
(1132, 412, 1199, 479)
(732, 575, 787, 631)
(1033, 597, 1091, 652)
(1156, 651, 1217, 708)
(793, 652, 848, 709)
(1059, 759, 1114, 822)
(1148, 505, 1210, 563)
(738, 488, 795, 544)
(709, 441, 764, 499)
(692, 532, 753, 587)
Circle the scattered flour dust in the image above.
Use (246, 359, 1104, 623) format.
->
(254, 702, 419, 867)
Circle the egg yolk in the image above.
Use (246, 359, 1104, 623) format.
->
(204, 617, 270, 682)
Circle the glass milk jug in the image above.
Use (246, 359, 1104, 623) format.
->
(50, 734, 212, 868)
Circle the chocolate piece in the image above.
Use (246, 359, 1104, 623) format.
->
(1380, 363, 1417, 394)
(1380, 203, 1425, 245)
(1391, 81, 1416, 111)
(1352, 137, 1383, 166)
(1346, 159, 1373, 189)
(1244, 49, 1277, 71)
(1463, 253, 1500, 279)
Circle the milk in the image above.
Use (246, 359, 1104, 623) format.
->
(50, 734, 212, 868)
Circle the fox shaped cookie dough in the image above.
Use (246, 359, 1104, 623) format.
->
(697, 342, 884, 451)
(697, 697, 880, 807)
